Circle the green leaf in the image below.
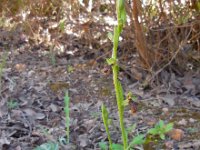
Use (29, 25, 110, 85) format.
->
(131, 95, 137, 101)
(107, 32, 113, 41)
(59, 137, 67, 145)
(159, 120, 164, 127)
(130, 134, 145, 146)
(148, 128, 158, 135)
(106, 58, 116, 65)
(99, 142, 108, 150)
(7, 100, 18, 109)
(122, 99, 129, 106)
(101, 104, 113, 149)
(165, 123, 174, 132)
(111, 143, 123, 150)
(59, 19, 65, 32)
(67, 65, 74, 73)
(101, 104, 109, 120)
(117, 80, 124, 104)
(160, 134, 165, 140)
(34, 142, 59, 150)
(126, 124, 136, 134)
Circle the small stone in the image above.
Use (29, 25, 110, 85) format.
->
(189, 118, 196, 123)
(178, 119, 187, 126)
(49, 103, 58, 112)
(162, 107, 169, 114)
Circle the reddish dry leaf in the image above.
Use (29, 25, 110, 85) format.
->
(15, 64, 26, 72)
(169, 129, 184, 141)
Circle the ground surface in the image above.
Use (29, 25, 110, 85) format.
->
(0, 21, 200, 150)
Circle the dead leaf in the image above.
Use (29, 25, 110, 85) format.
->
(0, 136, 10, 148)
(15, 64, 26, 72)
(183, 72, 195, 92)
(178, 140, 200, 149)
(23, 108, 36, 117)
(160, 94, 176, 106)
(49, 103, 58, 112)
(78, 134, 89, 148)
(49, 82, 69, 93)
(35, 112, 46, 120)
(169, 129, 184, 141)
(11, 110, 22, 118)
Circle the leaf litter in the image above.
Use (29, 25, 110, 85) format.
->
(0, 9, 200, 150)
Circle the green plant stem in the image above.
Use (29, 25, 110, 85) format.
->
(111, 25, 128, 149)
(64, 91, 70, 144)
(101, 104, 113, 150)
(106, 0, 128, 149)
(112, 64, 128, 149)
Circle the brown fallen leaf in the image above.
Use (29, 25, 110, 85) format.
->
(15, 64, 26, 72)
(49, 82, 69, 93)
(169, 129, 184, 141)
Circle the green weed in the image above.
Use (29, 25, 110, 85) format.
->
(67, 65, 74, 73)
(101, 104, 113, 150)
(64, 90, 70, 144)
(106, 0, 127, 148)
(101, 0, 174, 149)
(7, 99, 18, 109)
(148, 120, 173, 140)
(59, 19, 65, 33)
(34, 142, 59, 150)
(35, 92, 70, 149)
(101, 0, 135, 149)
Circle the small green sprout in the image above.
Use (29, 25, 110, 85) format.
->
(59, 19, 65, 33)
(148, 120, 174, 140)
(64, 91, 70, 144)
(127, 134, 145, 149)
(7, 99, 18, 109)
(99, 141, 108, 150)
(34, 141, 59, 150)
(101, 104, 113, 150)
(67, 65, 74, 73)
